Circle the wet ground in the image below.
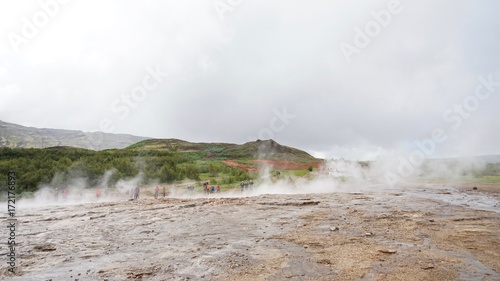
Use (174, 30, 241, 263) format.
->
(1, 183, 499, 280)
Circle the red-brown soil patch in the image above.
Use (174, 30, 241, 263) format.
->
(223, 159, 323, 171)
(252, 159, 323, 170)
(222, 160, 258, 172)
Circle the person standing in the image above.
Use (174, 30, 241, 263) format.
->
(163, 186, 167, 197)
(134, 186, 140, 200)
(154, 186, 159, 199)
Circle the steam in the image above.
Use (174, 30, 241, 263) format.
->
(14, 151, 499, 208)
(20, 177, 89, 209)
(115, 172, 144, 197)
(18, 170, 123, 209)
(97, 169, 115, 191)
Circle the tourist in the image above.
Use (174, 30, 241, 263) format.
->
(154, 186, 160, 199)
(134, 186, 140, 200)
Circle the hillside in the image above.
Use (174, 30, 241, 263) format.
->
(127, 138, 319, 163)
(0, 120, 149, 150)
(0, 138, 321, 195)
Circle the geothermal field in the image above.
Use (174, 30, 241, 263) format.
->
(1, 182, 499, 281)
(3, 0, 499, 280)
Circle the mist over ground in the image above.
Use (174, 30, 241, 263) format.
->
(15, 155, 499, 210)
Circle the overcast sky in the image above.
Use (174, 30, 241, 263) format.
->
(0, 0, 499, 160)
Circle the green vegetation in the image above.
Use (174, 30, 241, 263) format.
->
(477, 176, 500, 183)
(0, 146, 250, 196)
(127, 139, 317, 163)
(412, 161, 500, 184)
(6, 137, 497, 199)
(0, 139, 320, 197)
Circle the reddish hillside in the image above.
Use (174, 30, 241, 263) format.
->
(222, 160, 257, 172)
(252, 160, 323, 170)
(223, 159, 323, 172)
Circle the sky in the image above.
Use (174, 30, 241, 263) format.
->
(0, 0, 499, 160)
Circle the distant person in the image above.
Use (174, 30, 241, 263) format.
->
(54, 187, 59, 201)
(163, 186, 167, 197)
(96, 187, 102, 198)
(154, 186, 160, 199)
(62, 188, 68, 200)
(210, 185, 215, 193)
(216, 185, 221, 193)
(134, 186, 140, 200)
(240, 181, 244, 192)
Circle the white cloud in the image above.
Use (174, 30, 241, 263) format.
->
(0, 0, 499, 158)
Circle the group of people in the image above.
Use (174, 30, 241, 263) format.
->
(53, 187, 69, 201)
(53, 186, 113, 201)
(54, 180, 257, 202)
(153, 186, 168, 199)
(130, 180, 256, 200)
(240, 180, 254, 191)
(202, 181, 221, 194)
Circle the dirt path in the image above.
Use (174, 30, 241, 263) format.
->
(1, 186, 499, 280)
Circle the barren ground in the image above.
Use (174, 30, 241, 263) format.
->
(1, 184, 499, 281)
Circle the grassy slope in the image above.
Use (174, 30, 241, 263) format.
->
(127, 138, 319, 163)
(126, 139, 323, 191)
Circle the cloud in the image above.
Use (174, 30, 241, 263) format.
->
(0, 0, 499, 159)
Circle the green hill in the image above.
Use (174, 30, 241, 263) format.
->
(0, 138, 320, 196)
(0, 121, 321, 196)
(127, 139, 317, 163)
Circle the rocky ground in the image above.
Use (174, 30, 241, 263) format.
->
(1, 183, 499, 281)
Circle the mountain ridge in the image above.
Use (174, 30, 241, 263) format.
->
(0, 120, 150, 150)
(0, 120, 320, 163)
